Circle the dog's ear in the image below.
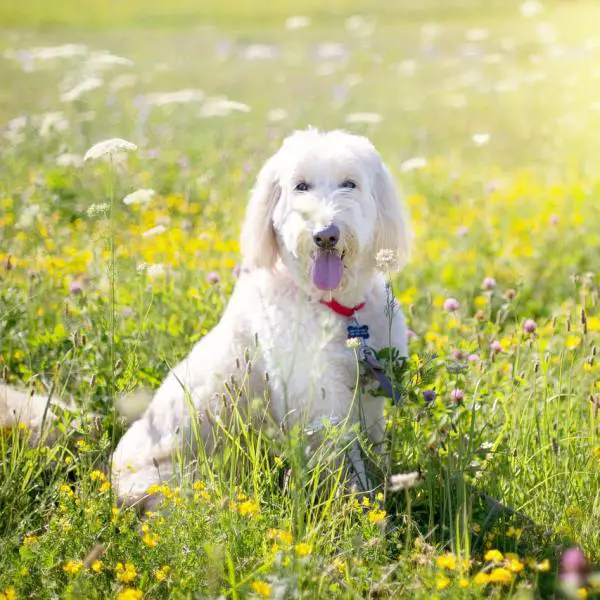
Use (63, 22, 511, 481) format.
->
(240, 155, 282, 269)
(372, 160, 411, 269)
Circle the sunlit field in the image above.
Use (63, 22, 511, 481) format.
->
(2, 0, 600, 598)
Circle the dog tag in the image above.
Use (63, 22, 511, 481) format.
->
(347, 323, 370, 340)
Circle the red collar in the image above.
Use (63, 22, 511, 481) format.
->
(320, 298, 366, 318)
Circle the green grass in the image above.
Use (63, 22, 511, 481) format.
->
(2, 0, 600, 598)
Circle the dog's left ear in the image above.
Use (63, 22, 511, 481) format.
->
(240, 154, 281, 270)
(372, 161, 411, 269)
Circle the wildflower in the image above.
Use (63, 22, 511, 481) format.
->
(285, 15, 310, 29)
(400, 157, 428, 173)
(422, 390, 437, 403)
(99, 481, 111, 493)
(436, 553, 457, 570)
(467, 353, 480, 363)
(87, 203, 109, 218)
(474, 572, 490, 585)
(123, 188, 155, 205)
(142, 531, 160, 547)
(345, 112, 383, 124)
(485, 549, 504, 562)
(294, 543, 312, 557)
(60, 77, 103, 102)
(577, 589, 589, 599)
(459, 578, 469, 588)
(389, 471, 422, 491)
(489, 567, 513, 584)
(23, 534, 38, 546)
(84, 138, 137, 162)
(436, 575, 451, 590)
(536, 559, 551, 572)
(2, 588, 17, 600)
(91, 560, 103, 573)
(117, 589, 143, 600)
(90, 470, 106, 482)
(154, 565, 171, 582)
(346, 337, 360, 349)
(206, 271, 220, 284)
(142, 225, 167, 238)
(506, 557, 525, 573)
(146, 89, 205, 106)
(59, 484, 74, 498)
(375, 249, 399, 272)
(593, 447, 600, 459)
(472, 133, 490, 146)
(63, 560, 83, 575)
(367, 508, 386, 524)
(238, 499, 260, 517)
(490, 340, 502, 353)
(523, 319, 537, 334)
(451, 389, 464, 403)
(482, 277, 496, 290)
(251, 580, 272, 597)
(115, 562, 138, 583)
(561, 547, 588, 583)
(443, 297, 460, 312)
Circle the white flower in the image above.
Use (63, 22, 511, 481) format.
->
(142, 225, 167, 238)
(85, 51, 133, 69)
(146, 264, 166, 278)
(240, 44, 278, 61)
(60, 77, 103, 102)
(22, 44, 88, 61)
(56, 153, 83, 167)
(109, 74, 138, 92)
(16, 204, 40, 229)
(123, 188, 155, 205)
(389, 472, 422, 492)
(472, 132, 490, 146)
(315, 42, 347, 61)
(37, 112, 69, 137)
(346, 337, 361, 349)
(87, 203, 109, 218)
(400, 157, 428, 173)
(285, 16, 310, 30)
(146, 89, 205, 106)
(345, 112, 383, 124)
(200, 97, 251, 118)
(266, 108, 288, 122)
(84, 138, 137, 162)
(520, 0, 544, 17)
(375, 249, 398, 272)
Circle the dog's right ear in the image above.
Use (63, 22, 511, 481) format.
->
(240, 154, 281, 269)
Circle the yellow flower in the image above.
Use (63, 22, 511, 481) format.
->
(251, 580, 272, 597)
(459, 578, 469, 588)
(91, 560, 103, 573)
(536, 559, 551, 572)
(115, 562, 138, 583)
(294, 543, 312, 557)
(566, 335, 581, 350)
(473, 572, 490, 586)
(90, 470, 106, 482)
(436, 553, 457, 570)
(99, 481, 111, 493)
(489, 567, 513, 585)
(593, 447, 600, 459)
(20, 567, 29, 576)
(506, 556, 524, 573)
(577, 589, 588, 600)
(484, 549, 504, 562)
(59, 484, 74, 498)
(238, 499, 260, 517)
(367, 509, 386, 524)
(436, 575, 451, 590)
(192, 480, 205, 491)
(117, 589, 143, 600)
(3, 588, 17, 600)
(22, 535, 38, 546)
(63, 560, 83, 575)
(142, 531, 160, 547)
(154, 565, 171, 582)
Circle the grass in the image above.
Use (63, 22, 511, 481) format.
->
(1, 0, 600, 597)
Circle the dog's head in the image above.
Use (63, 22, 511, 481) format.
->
(240, 129, 410, 295)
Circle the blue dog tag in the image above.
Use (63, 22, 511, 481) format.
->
(347, 324, 370, 340)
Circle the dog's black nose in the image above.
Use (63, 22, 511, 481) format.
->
(313, 224, 340, 250)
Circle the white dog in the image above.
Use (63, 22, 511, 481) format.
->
(111, 128, 410, 508)
(1, 129, 410, 510)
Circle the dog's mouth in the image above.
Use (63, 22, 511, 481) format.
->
(311, 249, 345, 291)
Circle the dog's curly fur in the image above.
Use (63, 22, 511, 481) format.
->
(1, 129, 410, 511)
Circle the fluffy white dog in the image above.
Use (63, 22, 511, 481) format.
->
(111, 128, 410, 508)
(1, 129, 410, 510)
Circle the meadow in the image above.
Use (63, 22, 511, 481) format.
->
(1, 0, 600, 597)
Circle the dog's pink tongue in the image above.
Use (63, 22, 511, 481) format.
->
(312, 251, 344, 291)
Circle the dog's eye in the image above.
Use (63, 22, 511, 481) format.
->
(294, 181, 311, 192)
(340, 179, 357, 190)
